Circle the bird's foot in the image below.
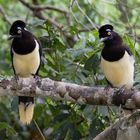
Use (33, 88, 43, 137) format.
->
(12, 74, 19, 83)
(31, 74, 40, 83)
(31, 73, 37, 78)
(117, 85, 126, 95)
(104, 85, 111, 92)
(11, 75, 22, 90)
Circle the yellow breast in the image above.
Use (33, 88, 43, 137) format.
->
(101, 51, 135, 89)
(13, 40, 40, 77)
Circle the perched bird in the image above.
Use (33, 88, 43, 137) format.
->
(9, 20, 42, 124)
(99, 24, 134, 89)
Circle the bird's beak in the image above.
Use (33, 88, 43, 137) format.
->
(8, 35, 14, 40)
(8, 35, 21, 40)
(100, 37, 108, 42)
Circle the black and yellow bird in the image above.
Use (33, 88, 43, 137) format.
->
(9, 20, 42, 124)
(99, 24, 134, 89)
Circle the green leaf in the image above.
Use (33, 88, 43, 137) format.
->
(84, 53, 100, 73)
(52, 113, 70, 124)
(69, 26, 79, 35)
(0, 122, 17, 136)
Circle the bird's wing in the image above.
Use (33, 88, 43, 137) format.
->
(124, 45, 132, 56)
(10, 46, 16, 75)
(33, 36, 43, 75)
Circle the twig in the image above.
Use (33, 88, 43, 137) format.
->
(0, 5, 11, 25)
(33, 119, 46, 140)
(74, 0, 99, 30)
(19, 0, 68, 14)
(69, 0, 91, 32)
(78, 27, 96, 32)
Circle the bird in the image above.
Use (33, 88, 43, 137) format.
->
(98, 24, 134, 89)
(9, 20, 42, 124)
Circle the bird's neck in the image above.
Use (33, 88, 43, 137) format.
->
(102, 37, 125, 62)
(12, 37, 36, 55)
(104, 35, 123, 47)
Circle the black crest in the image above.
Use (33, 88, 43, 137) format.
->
(99, 24, 113, 34)
(9, 20, 26, 35)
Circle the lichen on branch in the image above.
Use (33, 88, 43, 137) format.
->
(0, 77, 139, 110)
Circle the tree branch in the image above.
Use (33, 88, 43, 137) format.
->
(0, 5, 11, 25)
(93, 111, 140, 140)
(0, 77, 140, 110)
(19, 0, 64, 30)
(19, 0, 68, 14)
(1, 77, 140, 140)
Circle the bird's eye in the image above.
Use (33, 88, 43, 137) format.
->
(107, 32, 111, 36)
(17, 29, 21, 34)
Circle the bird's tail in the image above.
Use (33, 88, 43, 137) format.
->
(18, 96, 34, 124)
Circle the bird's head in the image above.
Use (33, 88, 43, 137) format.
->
(9, 20, 26, 40)
(98, 24, 114, 42)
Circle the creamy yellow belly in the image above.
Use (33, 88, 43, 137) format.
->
(13, 40, 40, 77)
(101, 51, 134, 89)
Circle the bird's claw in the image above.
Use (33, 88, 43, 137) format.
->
(117, 85, 126, 95)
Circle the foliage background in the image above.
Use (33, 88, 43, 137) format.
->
(0, 0, 140, 139)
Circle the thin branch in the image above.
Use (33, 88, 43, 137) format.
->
(19, 0, 68, 14)
(78, 27, 96, 32)
(0, 77, 139, 110)
(69, 0, 91, 31)
(0, 5, 11, 25)
(74, 0, 99, 30)
(33, 120, 46, 140)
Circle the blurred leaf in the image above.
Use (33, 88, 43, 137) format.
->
(51, 113, 70, 125)
(0, 122, 17, 136)
(84, 53, 100, 73)
(69, 26, 79, 35)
